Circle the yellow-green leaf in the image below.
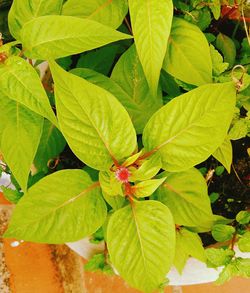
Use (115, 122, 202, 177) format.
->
(4, 170, 107, 243)
(62, 0, 128, 29)
(163, 17, 212, 86)
(8, 0, 63, 40)
(143, 83, 236, 171)
(107, 200, 175, 292)
(21, 15, 132, 60)
(213, 138, 232, 173)
(0, 97, 43, 191)
(50, 61, 137, 170)
(128, 0, 173, 95)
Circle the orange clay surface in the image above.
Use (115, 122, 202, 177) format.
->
(1, 192, 250, 292)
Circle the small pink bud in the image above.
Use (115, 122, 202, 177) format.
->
(115, 167, 130, 183)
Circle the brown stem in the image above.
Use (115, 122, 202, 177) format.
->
(124, 17, 133, 35)
(232, 164, 245, 186)
(230, 231, 237, 250)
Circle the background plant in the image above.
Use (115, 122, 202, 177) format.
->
(0, 0, 249, 292)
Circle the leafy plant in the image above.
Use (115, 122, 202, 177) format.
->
(0, 0, 249, 292)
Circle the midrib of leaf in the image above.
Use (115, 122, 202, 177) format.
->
(33, 0, 43, 18)
(155, 122, 195, 151)
(146, 0, 153, 83)
(23, 18, 127, 51)
(150, 94, 226, 153)
(131, 55, 141, 104)
(163, 183, 209, 212)
(88, 0, 113, 19)
(130, 202, 151, 281)
(2, 65, 52, 120)
(58, 83, 118, 164)
(12, 181, 100, 230)
(170, 38, 205, 82)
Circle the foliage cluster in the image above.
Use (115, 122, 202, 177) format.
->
(0, 0, 249, 291)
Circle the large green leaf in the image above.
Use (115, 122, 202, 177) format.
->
(163, 17, 212, 86)
(62, 0, 128, 29)
(8, 0, 63, 40)
(50, 61, 137, 170)
(111, 45, 163, 133)
(213, 138, 232, 173)
(174, 228, 206, 273)
(0, 56, 58, 126)
(34, 120, 66, 172)
(21, 15, 132, 60)
(4, 170, 107, 243)
(143, 82, 236, 171)
(70, 67, 150, 134)
(155, 168, 214, 230)
(107, 200, 175, 292)
(128, 0, 173, 95)
(0, 96, 43, 191)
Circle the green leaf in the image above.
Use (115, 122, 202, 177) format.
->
(84, 253, 113, 275)
(143, 82, 236, 172)
(132, 177, 166, 198)
(228, 119, 248, 140)
(71, 65, 160, 134)
(21, 15, 132, 60)
(122, 150, 143, 167)
(107, 200, 175, 292)
(34, 120, 66, 172)
(0, 56, 57, 126)
(130, 153, 162, 181)
(210, 44, 229, 76)
(174, 228, 206, 274)
(62, 0, 128, 29)
(236, 211, 250, 225)
(0, 97, 43, 191)
(184, 7, 212, 31)
(163, 17, 212, 86)
(238, 232, 250, 252)
(209, 192, 220, 203)
(213, 138, 232, 173)
(216, 33, 236, 68)
(155, 168, 214, 230)
(99, 171, 123, 196)
(76, 44, 120, 75)
(205, 248, 235, 267)
(111, 45, 163, 133)
(215, 258, 250, 285)
(215, 261, 238, 285)
(210, 0, 221, 20)
(215, 166, 225, 176)
(0, 186, 23, 204)
(211, 224, 235, 242)
(50, 61, 137, 170)
(8, 0, 63, 40)
(128, 0, 173, 95)
(102, 192, 125, 211)
(4, 170, 107, 243)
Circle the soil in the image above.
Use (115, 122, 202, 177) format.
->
(198, 137, 250, 246)
(203, 137, 250, 218)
